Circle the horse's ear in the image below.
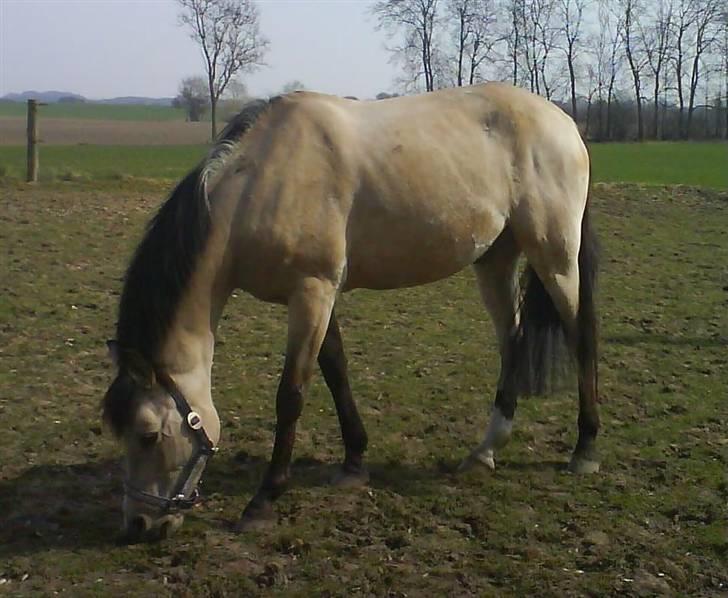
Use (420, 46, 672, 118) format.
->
(124, 351, 156, 389)
(107, 340, 120, 367)
(106, 341, 154, 387)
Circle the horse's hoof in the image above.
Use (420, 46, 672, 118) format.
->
(331, 466, 370, 488)
(458, 450, 495, 472)
(568, 455, 600, 474)
(235, 502, 276, 533)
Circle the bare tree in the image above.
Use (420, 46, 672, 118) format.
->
(504, 0, 525, 85)
(448, 0, 500, 86)
(685, 0, 721, 136)
(640, 0, 674, 139)
(373, 0, 441, 92)
(620, 0, 647, 140)
(173, 76, 209, 122)
(556, 0, 587, 121)
(522, 1, 540, 93)
(583, 62, 600, 137)
(178, 0, 269, 140)
(467, 0, 502, 84)
(366, 0, 726, 141)
(721, 7, 728, 138)
(672, 0, 692, 136)
(520, 0, 559, 99)
(593, 1, 623, 140)
(451, 0, 474, 86)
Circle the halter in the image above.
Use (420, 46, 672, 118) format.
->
(123, 370, 217, 513)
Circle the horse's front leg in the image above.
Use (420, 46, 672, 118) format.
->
(237, 278, 336, 531)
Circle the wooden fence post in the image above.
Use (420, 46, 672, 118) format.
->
(26, 99, 39, 182)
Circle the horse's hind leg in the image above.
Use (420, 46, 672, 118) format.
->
(460, 228, 521, 471)
(318, 310, 369, 487)
(517, 205, 600, 474)
(237, 278, 336, 531)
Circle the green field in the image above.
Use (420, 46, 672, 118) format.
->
(589, 142, 727, 189)
(0, 100, 186, 121)
(0, 141, 726, 188)
(0, 179, 726, 595)
(0, 145, 207, 181)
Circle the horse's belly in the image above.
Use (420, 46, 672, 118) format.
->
(343, 210, 504, 291)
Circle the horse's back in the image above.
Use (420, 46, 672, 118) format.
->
(218, 84, 588, 297)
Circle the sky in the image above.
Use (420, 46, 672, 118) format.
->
(0, 0, 400, 100)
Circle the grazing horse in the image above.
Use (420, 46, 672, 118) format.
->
(103, 83, 600, 542)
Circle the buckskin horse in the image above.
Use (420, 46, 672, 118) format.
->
(103, 82, 600, 542)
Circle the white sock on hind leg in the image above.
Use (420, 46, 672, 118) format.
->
(472, 406, 513, 469)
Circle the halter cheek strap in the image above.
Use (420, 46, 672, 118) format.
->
(124, 371, 217, 513)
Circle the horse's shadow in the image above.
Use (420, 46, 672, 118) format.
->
(0, 452, 566, 556)
(0, 459, 123, 557)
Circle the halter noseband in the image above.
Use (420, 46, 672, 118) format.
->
(124, 370, 217, 513)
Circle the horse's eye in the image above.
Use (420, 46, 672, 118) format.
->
(139, 432, 159, 448)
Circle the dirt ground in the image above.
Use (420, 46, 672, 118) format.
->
(0, 117, 210, 146)
(0, 181, 726, 596)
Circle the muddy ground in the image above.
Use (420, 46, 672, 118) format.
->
(0, 181, 726, 596)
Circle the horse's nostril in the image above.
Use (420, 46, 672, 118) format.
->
(159, 520, 173, 539)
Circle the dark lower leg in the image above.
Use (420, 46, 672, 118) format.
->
(238, 280, 335, 529)
(494, 387, 518, 420)
(571, 358, 600, 471)
(318, 313, 368, 474)
(574, 363, 600, 460)
(240, 373, 303, 523)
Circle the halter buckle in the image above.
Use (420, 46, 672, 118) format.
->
(187, 411, 203, 430)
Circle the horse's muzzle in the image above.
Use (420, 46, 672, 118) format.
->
(118, 513, 183, 544)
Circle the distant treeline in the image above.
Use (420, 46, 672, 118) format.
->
(373, 0, 728, 141)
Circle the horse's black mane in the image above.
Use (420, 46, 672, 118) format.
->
(104, 98, 271, 436)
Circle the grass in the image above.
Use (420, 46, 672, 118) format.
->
(0, 141, 725, 188)
(589, 141, 728, 188)
(0, 100, 186, 121)
(0, 145, 207, 181)
(0, 180, 726, 595)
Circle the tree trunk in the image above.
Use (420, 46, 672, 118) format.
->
(627, 56, 644, 140)
(210, 97, 217, 141)
(469, 46, 478, 85)
(457, 50, 464, 87)
(653, 85, 660, 140)
(597, 88, 604, 141)
(585, 97, 592, 138)
(511, 4, 519, 86)
(686, 52, 700, 138)
(606, 83, 614, 140)
(676, 28, 686, 138)
(636, 94, 644, 140)
(457, 12, 466, 87)
(725, 64, 728, 140)
(568, 53, 577, 121)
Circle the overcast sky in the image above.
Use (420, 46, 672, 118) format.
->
(0, 0, 399, 100)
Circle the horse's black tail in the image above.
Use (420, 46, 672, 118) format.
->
(505, 197, 599, 397)
(576, 198, 600, 394)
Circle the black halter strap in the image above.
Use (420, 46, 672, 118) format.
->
(124, 370, 216, 513)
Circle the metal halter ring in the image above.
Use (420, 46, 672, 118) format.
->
(187, 411, 203, 430)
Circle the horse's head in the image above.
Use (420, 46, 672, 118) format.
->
(103, 341, 218, 543)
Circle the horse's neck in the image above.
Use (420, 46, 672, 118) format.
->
(157, 214, 234, 445)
